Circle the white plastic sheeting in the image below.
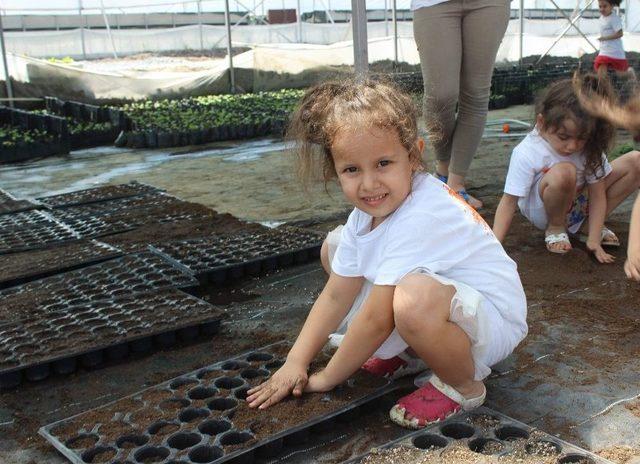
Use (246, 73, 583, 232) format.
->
(4, 18, 640, 100)
(5, 18, 639, 59)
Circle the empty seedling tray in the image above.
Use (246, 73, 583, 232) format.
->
(37, 182, 163, 209)
(0, 210, 81, 254)
(0, 289, 223, 389)
(0, 251, 198, 324)
(40, 342, 398, 464)
(347, 406, 612, 464)
(0, 239, 123, 290)
(153, 227, 323, 285)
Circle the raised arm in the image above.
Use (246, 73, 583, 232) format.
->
(492, 193, 519, 242)
(305, 284, 396, 391)
(247, 272, 363, 409)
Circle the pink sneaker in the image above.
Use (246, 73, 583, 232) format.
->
(361, 355, 427, 380)
(389, 375, 486, 429)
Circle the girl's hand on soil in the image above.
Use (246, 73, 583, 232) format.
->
(624, 253, 640, 281)
(304, 370, 335, 393)
(586, 241, 615, 264)
(246, 361, 308, 409)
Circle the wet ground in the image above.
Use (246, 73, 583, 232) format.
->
(1, 105, 640, 463)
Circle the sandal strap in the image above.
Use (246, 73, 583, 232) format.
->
(544, 232, 569, 245)
(429, 374, 486, 411)
(601, 227, 618, 241)
(457, 189, 471, 202)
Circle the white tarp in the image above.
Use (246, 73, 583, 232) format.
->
(5, 18, 639, 59)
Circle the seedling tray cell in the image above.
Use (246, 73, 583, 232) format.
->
(347, 406, 612, 464)
(0, 289, 223, 388)
(37, 182, 163, 209)
(0, 251, 198, 323)
(0, 239, 123, 290)
(0, 210, 80, 254)
(154, 227, 323, 284)
(52, 193, 179, 221)
(40, 342, 397, 464)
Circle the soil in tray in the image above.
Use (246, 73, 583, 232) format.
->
(40, 184, 158, 207)
(226, 370, 388, 444)
(0, 240, 118, 285)
(103, 215, 265, 253)
(359, 440, 563, 464)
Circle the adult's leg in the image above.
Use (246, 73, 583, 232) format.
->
(539, 162, 578, 252)
(393, 274, 483, 399)
(447, 0, 510, 207)
(413, 2, 462, 177)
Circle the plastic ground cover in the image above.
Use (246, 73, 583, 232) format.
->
(0, 251, 198, 324)
(0, 289, 222, 389)
(346, 406, 613, 464)
(39, 342, 398, 464)
(37, 182, 163, 209)
(153, 227, 323, 285)
(0, 209, 80, 254)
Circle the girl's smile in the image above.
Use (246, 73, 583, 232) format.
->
(331, 126, 423, 229)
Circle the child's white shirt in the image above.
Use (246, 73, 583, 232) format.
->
(599, 11, 625, 59)
(331, 173, 527, 333)
(504, 128, 612, 203)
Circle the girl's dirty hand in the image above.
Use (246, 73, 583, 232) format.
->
(246, 361, 308, 409)
(587, 242, 615, 264)
(304, 370, 335, 393)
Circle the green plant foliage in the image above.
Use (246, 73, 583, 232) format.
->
(609, 142, 636, 160)
(0, 125, 54, 147)
(46, 56, 75, 64)
(119, 89, 304, 132)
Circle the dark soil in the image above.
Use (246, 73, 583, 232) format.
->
(103, 216, 264, 253)
(0, 240, 120, 285)
(38, 183, 159, 208)
(227, 370, 388, 442)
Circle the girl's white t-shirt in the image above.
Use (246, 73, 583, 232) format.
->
(504, 128, 612, 202)
(599, 12, 625, 59)
(331, 173, 527, 331)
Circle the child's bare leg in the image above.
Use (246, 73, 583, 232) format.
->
(603, 151, 640, 215)
(539, 162, 577, 252)
(320, 240, 331, 275)
(393, 274, 484, 399)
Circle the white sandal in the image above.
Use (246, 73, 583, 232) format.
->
(544, 232, 571, 254)
(576, 227, 620, 247)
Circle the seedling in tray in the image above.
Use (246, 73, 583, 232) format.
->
(40, 342, 397, 464)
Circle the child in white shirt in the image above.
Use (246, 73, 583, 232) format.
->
(247, 79, 527, 429)
(493, 76, 640, 263)
(594, 0, 630, 73)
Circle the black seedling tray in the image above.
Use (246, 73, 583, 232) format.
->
(0, 239, 123, 290)
(40, 342, 398, 464)
(37, 182, 163, 209)
(154, 227, 323, 285)
(52, 193, 179, 221)
(0, 210, 81, 254)
(346, 406, 612, 464)
(0, 187, 39, 215)
(0, 289, 223, 389)
(0, 251, 198, 324)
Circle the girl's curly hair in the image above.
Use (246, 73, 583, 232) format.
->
(287, 78, 423, 187)
(536, 74, 616, 178)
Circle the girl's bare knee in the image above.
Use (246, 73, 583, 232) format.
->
(393, 274, 450, 333)
(543, 163, 576, 192)
(320, 240, 331, 275)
